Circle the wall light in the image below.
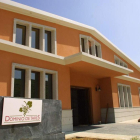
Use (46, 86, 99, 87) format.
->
(95, 85, 101, 92)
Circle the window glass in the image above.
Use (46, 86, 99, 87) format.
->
(31, 71, 40, 98)
(14, 68, 25, 97)
(31, 28, 40, 49)
(45, 74, 52, 99)
(16, 24, 26, 45)
(45, 31, 51, 53)
(81, 38, 85, 52)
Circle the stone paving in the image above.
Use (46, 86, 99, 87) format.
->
(65, 120, 140, 140)
(73, 123, 140, 136)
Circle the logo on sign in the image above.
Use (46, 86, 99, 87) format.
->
(19, 101, 32, 116)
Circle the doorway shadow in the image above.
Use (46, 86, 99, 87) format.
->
(73, 125, 103, 132)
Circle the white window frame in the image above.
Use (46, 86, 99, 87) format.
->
(79, 34, 102, 58)
(117, 83, 133, 108)
(13, 19, 57, 55)
(11, 63, 58, 100)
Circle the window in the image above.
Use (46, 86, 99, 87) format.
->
(16, 24, 26, 45)
(118, 84, 132, 108)
(45, 30, 51, 53)
(14, 68, 25, 97)
(11, 63, 58, 99)
(31, 28, 40, 49)
(114, 56, 128, 68)
(31, 71, 40, 98)
(45, 74, 52, 99)
(13, 19, 57, 54)
(80, 34, 102, 58)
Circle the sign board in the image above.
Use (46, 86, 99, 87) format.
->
(2, 98, 42, 125)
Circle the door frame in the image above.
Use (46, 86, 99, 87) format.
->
(71, 86, 93, 125)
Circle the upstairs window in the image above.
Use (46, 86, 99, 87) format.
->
(114, 56, 128, 68)
(31, 28, 40, 49)
(45, 30, 51, 53)
(13, 19, 57, 54)
(16, 24, 26, 45)
(80, 34, 102, 58)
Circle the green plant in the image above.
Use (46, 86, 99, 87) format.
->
(19, 101, 32, 116)
(131, 137, 140, 140)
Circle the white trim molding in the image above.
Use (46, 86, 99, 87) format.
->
(116, 75, 140, 84)
(11, 63, 58, 99)
(64, 52, 133, 75)
(0, 39, 133, 76)
(13, 19, 57, 55)
(0, 39, 64, 65)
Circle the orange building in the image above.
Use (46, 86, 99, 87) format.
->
(0, 0, 140, 132)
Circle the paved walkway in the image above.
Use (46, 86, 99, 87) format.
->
(65, 120, 140, 140)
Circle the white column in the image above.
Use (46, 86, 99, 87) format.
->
(51, 29, 57, 54)
(27, 24, 32, 47)
(40, 71, 45, 99)
(11, 64, 15, 97)
(40, 27, 45, 51)
(53, 72, 58, 100)
(91, 41, 95, 56)
(13, 20, 17, 43)
(25, 69, 31, 98)
(84, 37, 89, 53)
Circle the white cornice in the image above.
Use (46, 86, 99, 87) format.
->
(0, 39, 65, 65)
(0, 39, 133, 76)
(0, 0, 140, 72)
(64, 52, 133, 75)
(116, 75, 140, 84)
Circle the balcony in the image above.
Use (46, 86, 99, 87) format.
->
(64, 52, 133, 79)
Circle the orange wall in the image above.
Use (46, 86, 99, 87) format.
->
(99, 77, 113, 108)
(70, 70, 101, 124)
(1, 9, 140, 112)
(0, 9, 140, 79)
(111, 78, 140, 108)
(0, 50, 71, 109)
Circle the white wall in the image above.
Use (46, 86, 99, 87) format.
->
(101, 107, 140, 123)
(62, 110, 73, 132)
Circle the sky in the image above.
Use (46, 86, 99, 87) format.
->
(12, 0, 140, 66)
